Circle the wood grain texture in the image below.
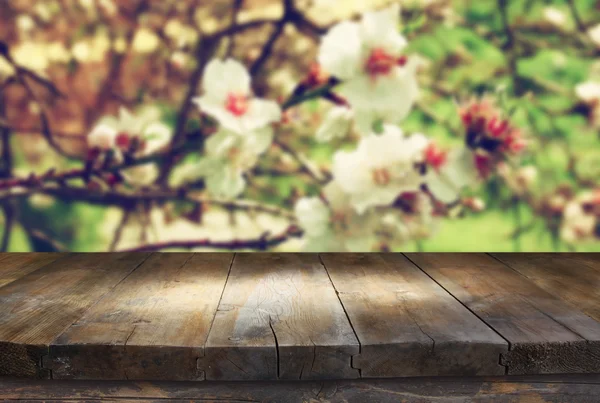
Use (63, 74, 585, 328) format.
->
(491, 253, 600, 322)
(0, 253, 149, 378)
(1, 375, 599, 402)
(202, 253, 359, 381)
(406, 253, 600, 375)
(49, 253, 232, 381)
(0, 253, 66, 289)
(320, 253, 507, 378)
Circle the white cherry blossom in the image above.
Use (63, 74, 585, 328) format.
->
(87, 124, 117, 151)
(561, 191, 599, 244)
(543, 7, 567, 27)
(331, 124, 428, 214)
(193, 127, 274, 198)
(380, 191, 438, 243)
(318, 5, 419, 134)
(89, 107, 172, 186)
(294, 181, 377, 251)
(575, 81, 600, 103)
(193, 58, 281, 135)
(294, 196, 331, 237)
(587, 24, 600, 47)
(93, 107, 172, 155)
(315, 106, 354, 142)
(426, 147, 479, 203)
(575, 79, 600, 128)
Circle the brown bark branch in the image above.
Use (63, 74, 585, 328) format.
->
(117, 225, 302, 252)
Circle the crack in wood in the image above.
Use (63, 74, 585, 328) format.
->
(308, 336, 317, 378)
(403, 253, 511, 375)
(318, 254, 362, 378)
(403, 304, 436, 353)
(268, 316, 280, 379)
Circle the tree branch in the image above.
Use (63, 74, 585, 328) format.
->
(117, 225, 302, 252)
(157, 36, 220, 184)
(1, 185, 295, 219)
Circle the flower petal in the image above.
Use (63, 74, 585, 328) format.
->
(142, 122, 172, 154)
(244, 125, 274, 155)
(315, 106, 353, 142)
(202, 58, 251, 100)
(205, 129, 238, 156)
(87, 124, 117, 150)
(205, 164, 246, 199)
(360, 4, 407, 54)
(294, 197, 330, 236)
(242, 98, 281, 131)
(194, 95, 245, 134)
(121, 163, 159, 187)
(332, 148, 371, 195)
(339, 63, 418, 127)
(318, 21, 362, 80)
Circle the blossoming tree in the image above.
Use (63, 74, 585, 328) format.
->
(0, 0, 598, 252)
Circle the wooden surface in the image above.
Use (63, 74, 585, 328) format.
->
(49, 253, 232, 381)
(0, 253, 66, 289)
(202, 254, 359, 381)
(1, 375, 599, 402)
(406, 253, 600, 375)
(0, 252, 599, 381)
(321, 254, 507, 377)
(0, 253, 149, 378)
(491, 253, 600, 322)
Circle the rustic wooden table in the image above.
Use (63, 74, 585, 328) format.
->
(0, 253, 599, 402)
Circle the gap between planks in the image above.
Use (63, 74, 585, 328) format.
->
(405, 253, 600, 375)
(403, 252, 512, 374)
(319, 254, 507, 378)
(318, 254, 363, 378)
(196, 252, 236, 380)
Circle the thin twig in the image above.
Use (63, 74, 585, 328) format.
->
(1, 185, 296, 219)
(17, 72, 80, 159)
(0, 130, 204, 190)
(0, 204, 13, 252)
(225, 0, 244, 57)
(157, 36, 220, 184)
(273, 139, 329, 184)
(250, 18, 287, 77)
(117, 225, 302, 252)
(209, 18, 277, 39)
(0, 92, 14, 252)
(498, 0, 522, 96)
(109, 209, 132, 251)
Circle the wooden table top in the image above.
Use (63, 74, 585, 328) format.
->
(0, 253, 598, 381)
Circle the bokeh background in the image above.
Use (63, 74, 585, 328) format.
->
(0, 0, 599, 252)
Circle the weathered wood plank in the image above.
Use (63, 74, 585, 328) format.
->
(49, 253, 232, 381)
(492, 253, 600, 322)
(0, 253, 66, 289)
(320, 253, 507, 378)
(0, 253, 149, 378)
(203, 253, 359, 381)
(406, 253, 600, 375)
(1, 376, 600, 402)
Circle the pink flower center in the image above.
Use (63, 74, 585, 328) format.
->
(424, 143, 447, 171)
(364, 48, 398, 77)
(474, 154, 492, 179)
(116, 132, 131, 150)
(225, 93, 249, 116)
